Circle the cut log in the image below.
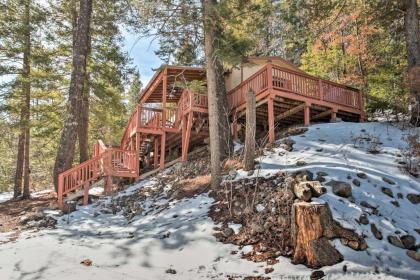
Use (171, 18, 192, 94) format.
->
(291, 202, 366, 268)
(293, 181, 312, 202)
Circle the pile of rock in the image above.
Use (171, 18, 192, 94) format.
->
(210, 170, 367, 270)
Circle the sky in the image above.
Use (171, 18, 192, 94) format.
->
(122, 29, 163, 87)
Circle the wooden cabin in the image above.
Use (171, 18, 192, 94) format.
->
(57, 57, 365, 208)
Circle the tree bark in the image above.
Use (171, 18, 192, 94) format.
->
(13, 122, 25, 198)
(202, 0, 233, 189)
(79, 39, 91, 163)
(243, 90, 256, 171)
(403, 0, 420, 125)
(53, 0, 92, 191)
(22, 0, 31, 199)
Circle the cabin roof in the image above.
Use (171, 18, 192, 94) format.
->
(139, 65, 206, 104)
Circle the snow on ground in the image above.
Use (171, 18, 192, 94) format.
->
(0, 121, 419, 279)
(0, 192, 13, 203)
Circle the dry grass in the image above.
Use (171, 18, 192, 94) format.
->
(223, 158, 244, 172)
(172, 175, 211, 199)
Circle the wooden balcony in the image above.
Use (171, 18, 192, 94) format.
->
(227, 64, 363, 114)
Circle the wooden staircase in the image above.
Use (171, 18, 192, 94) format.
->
(57, 140, 138, 208)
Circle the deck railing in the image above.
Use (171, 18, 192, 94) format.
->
(57, 146, 138, 208)
(138, 106, 162, 129)
(227, 64, 362, 111)
(227, 66, 268, 110)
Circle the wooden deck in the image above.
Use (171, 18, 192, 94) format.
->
(57, 63, 364, 208)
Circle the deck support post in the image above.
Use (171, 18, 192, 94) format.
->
(182, 112, 193, 161)
(331, 108, 338, 122)
(268, 96, 275, 143)
(304, 103, 311, 126)
(160, 132, 166, 169)
(83, 182, 89, 206)
(154, 137, 158, 168)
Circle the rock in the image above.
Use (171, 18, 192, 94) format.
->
(327, 181, 352, 198)
(310, 270, 325, 280)
(391, 200, 399, 207)
(265, 267, 274, 274)
(222, 227, 234, 238)
(356, 172, 367, 179)
(400, 235, 416, 250)
(407, 250, 420, 262)
(387, 235, 404, 248)
(228, 169, 238, 179)
(317, 171, 328, 177)
(352, 179, 361, 187)
(80, 259, 93, 266)
(62, 202, 77, 214)
(381, 187, 393, 198)
(415, 228, 420, 235)
(342, 264, 347, 273)
(316, 148, 323, 152)
(382, 177, 395, 185)
(358, 214, 369, 225)
(407, 193, 420, 204)
(165, 268, 177, 274)
(370, 223, 383, 240)
(306, 181, 327, 197)
(296, 160, 307, 166)
(247, 170, 254, 176)
(397, 193, 403, 199)
(360, 201, 377, 209)
(340, 238, 367, 251)
(293, 170, 314, 181)
(315, 175, 326, 183)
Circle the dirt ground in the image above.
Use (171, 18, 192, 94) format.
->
(0, 190, 56, 243)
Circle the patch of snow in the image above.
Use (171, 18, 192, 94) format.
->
(228, 223, 242, 234)
(0, 191, 13, 203)
(255, 203, 265, 212)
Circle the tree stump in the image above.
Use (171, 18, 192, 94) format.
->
(291, 202, 343, 268)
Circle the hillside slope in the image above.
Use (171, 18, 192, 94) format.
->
(0, 122, 419, 279)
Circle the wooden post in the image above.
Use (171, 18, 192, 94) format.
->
(154, 137, 158, 168)
(162, 69, 167, 128)
(304, 103, 311, 126)
(135, 132, 140, 179)
(182, 112, 193, 161)
(57, 175, 63, 209)
(160, 132, 166, 169)
(318, 79, 324, 101)
(331, 108, 337, 122)
(83, 182, 89, 205)
(243, 89, 256, 171)
(268, 96, 275, 143)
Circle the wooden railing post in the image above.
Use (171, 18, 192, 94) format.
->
(57, 174, 63, 209)
(319, 79, 324, 101)
(267, 63, 273, 91)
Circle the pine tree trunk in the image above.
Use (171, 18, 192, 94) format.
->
(13, 126, 25, 198)
(202, 0, 233, 189)
(243, 90, 256, 171)
(53, 0, 92, 191)
(404, 0, 420, 125)
(22, 0, 31, 199)
(79, 40, 91, 163)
